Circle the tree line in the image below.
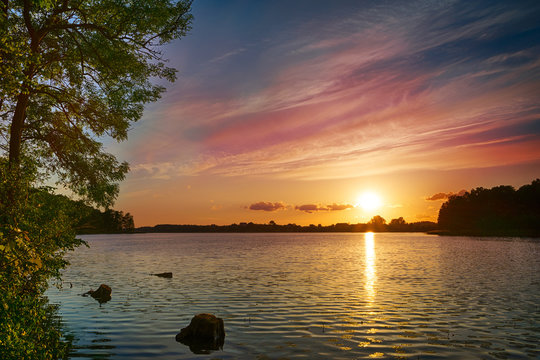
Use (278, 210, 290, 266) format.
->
(136, 216, 438, 233)
(437, 179, 540, 236)
(33, 189, 135, 234)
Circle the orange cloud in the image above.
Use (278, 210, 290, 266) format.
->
(426, 190, 467, 201)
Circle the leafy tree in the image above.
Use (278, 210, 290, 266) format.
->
(368, 215, 386, 226)
(1, 0, 192, 205)
(367, 215, 386, 232)
(437, 179, 540, 236)
(388, 217, 407, 231)
(0, 159, 83, 358)
(389, 217, 406, 226)
(1, 1, 193, 357)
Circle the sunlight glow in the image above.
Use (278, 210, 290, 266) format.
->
(356, 192, 382, 212)
(364, 232, 376, 305)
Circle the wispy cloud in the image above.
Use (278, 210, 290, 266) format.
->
(123, 1, 540, 182)
(209, 47, 246, 64)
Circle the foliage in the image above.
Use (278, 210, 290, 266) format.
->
(1, 0, 193, 206)
(437, 179, 540, 236)
(0, 158, 82, 358)
(366, 215, 386, 231)
(0, 292, 69, 360)
(368, 215, 386, 226)
(388, 217, 407, 231)
(136, 219, 439, 233)
(25, 187, 135, 233)
(78, 207, 135, 234)
(1, 0, 193, 356)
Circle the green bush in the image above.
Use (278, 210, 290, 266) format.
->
(0, 159, 82, 358)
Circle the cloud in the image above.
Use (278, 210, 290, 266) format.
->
(295, 204, 323, 213)
(248, 201, 286, 211)
(426, 192, 450, 201)
(326, 203, 354, 211)
(122, 1, 540, 182)
(209, 47, 246, 64)
(426, 190, 467, 201)
(295, 203, 354, 213)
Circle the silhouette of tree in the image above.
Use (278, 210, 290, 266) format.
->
(437, 179, 540, 236)
(389, 217, 406, 226)
(367, 215, 386, 232)
(368, 215, 386, 225)
(388, 217, 407, 231)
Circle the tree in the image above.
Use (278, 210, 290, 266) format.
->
(389, 217, 406, 226)
(388, 217, 407, 231)
(437, 179, 540, 236)
(368, 215, 386, 226)
(367, 215, 386, 232)
(1, 0, 193, 206)
(1, 1, 193, 357)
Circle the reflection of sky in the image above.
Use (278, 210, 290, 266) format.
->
(110, 0, 540, 226)
(364, 232, 376, 305)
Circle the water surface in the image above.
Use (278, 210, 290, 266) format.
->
(46, 233, 540, 359)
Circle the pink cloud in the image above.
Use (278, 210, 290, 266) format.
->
(119, 5, 540, 183)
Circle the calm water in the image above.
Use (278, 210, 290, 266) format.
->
(45, 233, 540, 359)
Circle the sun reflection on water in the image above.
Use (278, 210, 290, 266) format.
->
(364, 232, 376, 305)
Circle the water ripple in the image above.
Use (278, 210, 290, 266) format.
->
(46, 233, 540, 359)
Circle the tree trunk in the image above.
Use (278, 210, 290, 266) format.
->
(9, 92, 30, 167)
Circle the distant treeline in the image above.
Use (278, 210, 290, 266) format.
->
(34, 188, 134, 234)
(135, 217, 438, 233)
(50, 178, 540, 237)
(437, 179, 540, 237)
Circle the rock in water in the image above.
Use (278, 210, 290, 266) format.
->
(83, 284, 112, 303)
(152, 272, 173, 278)
(176, 313, 225, 354)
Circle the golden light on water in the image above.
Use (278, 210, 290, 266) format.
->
(364, 232, 376, 305)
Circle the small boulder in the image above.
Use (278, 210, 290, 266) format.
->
(83, 284, 112, 303)
(151, 272, 173, 278)
(176, 313, 225, 354)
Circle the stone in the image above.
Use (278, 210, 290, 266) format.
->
(176, 313, 225, 354)
(83, 284, 112, 303)
(151, 272, 173, 278)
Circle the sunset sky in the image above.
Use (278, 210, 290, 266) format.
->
(107, 0, 540, 227)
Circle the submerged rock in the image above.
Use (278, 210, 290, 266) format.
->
(176, 313, 225, 354)
(83, 284, 112, 303)
(151, 272, 173, 278)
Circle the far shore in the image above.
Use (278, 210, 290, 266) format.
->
(77, 220, 435, 235)
(77, 222, 539, 238)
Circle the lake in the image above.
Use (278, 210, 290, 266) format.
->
(45, 233, 540, 359)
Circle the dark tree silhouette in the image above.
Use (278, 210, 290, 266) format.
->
(367, 215, 387, 232)
(437, 179, 540, 236)
(388, 217, 407, 232)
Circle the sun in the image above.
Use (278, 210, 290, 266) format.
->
(356, 191, 382, 212)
